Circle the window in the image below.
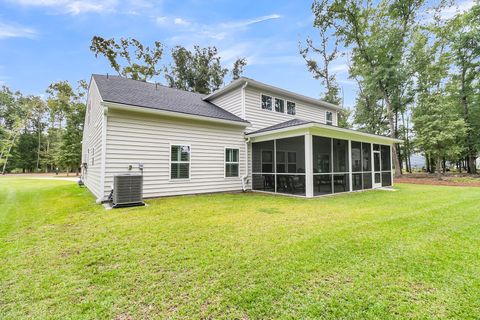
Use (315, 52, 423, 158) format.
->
(274, 98, 284, 113)
(170, 145, 190, 179)
(326, 111, 333, 125)
(261, 95, 272, 111)
(276, 151, 297, 173)
(225, 148, 239, 177)
(287, 101, 296, 115)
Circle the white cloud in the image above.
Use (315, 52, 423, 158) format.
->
(219, 14, 282, 29)
(0, 22, 37, 39)
(155, 13, 282, 40)
(174, 17, 190, 26)
(11, 0, 117, 15)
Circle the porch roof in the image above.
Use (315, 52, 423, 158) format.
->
(246, 119, 403, 144)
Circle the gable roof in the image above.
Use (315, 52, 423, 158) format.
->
(92, 74, 249, 125)
(204, 77, 343, 112)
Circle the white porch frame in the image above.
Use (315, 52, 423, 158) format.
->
(248, 124, 402, 198)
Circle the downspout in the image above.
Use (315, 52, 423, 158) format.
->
(242, 136, 250, 192)
(241, 81, 249, 191)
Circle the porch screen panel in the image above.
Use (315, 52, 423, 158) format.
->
(333, 139, 349, 193)
(276, 136, 305, 196)
(351, 141, 362, 172)
(313, 136, 332, 195)
(381, 145, 392, 186)
(351, 141, 362, 190)
(252, 140, 275, 192)
(333, 139, 349, 173)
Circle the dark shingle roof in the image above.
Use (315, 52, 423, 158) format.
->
(92, 74, 248, 124)
(247, 118, 402, 142)
(247, 119, 313, 135)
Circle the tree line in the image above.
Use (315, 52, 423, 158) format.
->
(1, 0, 478, 177)
(0, 42, 246, 174)
(300, 0, 479, 177)
(0, 82, 86, 174)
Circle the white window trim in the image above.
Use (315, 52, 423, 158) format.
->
(286, 100, 296, 115)
(224, 147, 240, 179)
(169, 143, 191, 182)
(326, 111, 333, 125)
(274, 97, 285, 113)
(260, 93, 296, 116)
(275, 150, 301, 175)
(261, 94, 273, 112)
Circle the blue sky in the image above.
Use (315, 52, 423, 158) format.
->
(0, 0, 473, 108)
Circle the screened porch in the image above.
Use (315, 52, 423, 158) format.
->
(251, 132, 394, 197)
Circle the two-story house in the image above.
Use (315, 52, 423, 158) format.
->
(81, 74, 401, 202)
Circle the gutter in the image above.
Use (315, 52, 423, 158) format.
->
(240, 81, 249, 191)
(247, 123, 403, 144)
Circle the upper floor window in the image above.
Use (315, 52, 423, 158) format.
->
(261, 95, 272, 111)
(274, 98, 284, 113)
(287, 101, 296, 115)
(225, 148, 239, 177)
(326, 111, 333, 125)
(171, 145, 190, 179)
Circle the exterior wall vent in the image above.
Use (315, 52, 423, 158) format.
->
(113, 174, 145, 208)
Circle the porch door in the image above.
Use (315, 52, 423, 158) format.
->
(373, 150, 382, 188)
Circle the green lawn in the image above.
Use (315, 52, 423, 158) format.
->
(1, 178, 480, 319)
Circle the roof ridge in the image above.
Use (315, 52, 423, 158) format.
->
(92, 74, 207, 97)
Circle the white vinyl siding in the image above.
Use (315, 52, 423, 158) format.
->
(209, 87, 243, 118)
(81, 78, 104, 199)
(244, 87, 338, 132)
(103, 109, 247, 198)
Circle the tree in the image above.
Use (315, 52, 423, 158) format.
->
(0, 89, 31, 174)
(310, 0, 425, 177)
(90, 36, 164, 81)
(300, 26, 342, 106)
(46, 80, 86, 174)
(56, 101, 85, 175)
(413, 93, 466, 179)
(232, 58, 247, 80)
(165, 45, 246, 94)
(28, 96, 48, 172)
(448, 5, 480, 173)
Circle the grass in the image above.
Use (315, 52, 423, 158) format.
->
(1, 177, 480, 319)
